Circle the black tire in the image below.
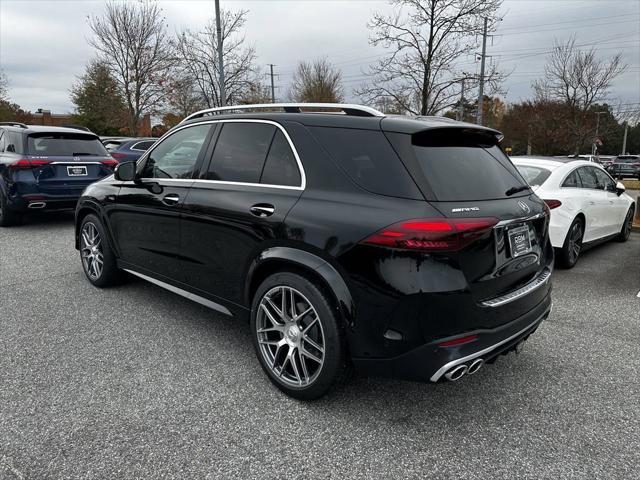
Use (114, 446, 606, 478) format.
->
(616, 206, 634, 242)
(250, 271, 349, 400)
(79, 214, 122, 287)
(0, 193, 21, 227)
(556, 217, 584, 269)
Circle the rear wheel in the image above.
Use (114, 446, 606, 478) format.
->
(79, 214, 122, 287)
(557, 217, 584, 269)
(0, 193, 21, 227)
(617, 206, 634, 242)
(250, 272, 349, 400)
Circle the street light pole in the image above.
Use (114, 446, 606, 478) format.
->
(591, 111, 606, 156)
(215, 0, 226, 106)
(476, 17, 488, 125)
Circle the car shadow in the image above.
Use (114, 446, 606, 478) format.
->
(17, 210, 76, 227)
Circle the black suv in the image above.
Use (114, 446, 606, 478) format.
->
(75, 103, 553, 399)
(0, 123, 116, 226)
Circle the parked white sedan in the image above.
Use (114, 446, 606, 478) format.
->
(512, 157, 635, 268)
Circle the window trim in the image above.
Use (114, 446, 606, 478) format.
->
(138, 119, 306, 191)
(130, 140, 155, 152)
(560, 165, 614, 191)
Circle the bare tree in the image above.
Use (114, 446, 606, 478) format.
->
(176, 9, 257, 108)
(290, 58, 344, 103)
(89, 1, 174, 135)
(165, 74, 205, 119)
(357, 0, 504, 115)
(533, 36, 627, 153)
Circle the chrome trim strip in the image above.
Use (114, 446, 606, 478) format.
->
(495, 213, 545, 227)
(123, 269, 233, 316)
(138, 119, 306, 191)
(182, 103, 385, 123)
(429, 308, 549, 382)
(480, 268, 552, 308)
(51, 161, 102, 165)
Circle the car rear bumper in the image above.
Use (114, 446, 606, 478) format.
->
(351, 289, 552, 383)
(8, 193, 80, 212)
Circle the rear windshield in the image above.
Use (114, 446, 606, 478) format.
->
(515, 165, 552, 187)
(616, 157, 638, 163)
(28, 133, 108, 156)
(411, 129, 529, 201)
(309, 127, 422, 199)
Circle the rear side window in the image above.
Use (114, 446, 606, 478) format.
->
(515, 165, 552, 187)
(260, 130, 301, 187)
(562, 170, 582, 188)
(207, 123, 276, 183)
(131, 140, 155, 151)
(577, 167, 598, 189)
(411, 129, 528, 201)
(309, 127, 420, 198)
(27, 133, 107, 156)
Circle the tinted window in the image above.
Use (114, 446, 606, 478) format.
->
(577, 167, 598, 189)
(207, 122, 275, 183)
(562, 170, 582, 188)
(0, 132, 5, 152)
(7, 131, 23, 154)
(260, 130, 301, 187)
(593, 168, 615, 190)
(131, 140, 155, 151)
(411, 129, 528, 201)
(27, 133, 107, 156)
(142, 125, 210, 179)
(310, 127, 420, 199)
(515, 165, 552, 186)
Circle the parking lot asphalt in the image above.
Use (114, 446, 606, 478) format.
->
(1, 213, 639, 480)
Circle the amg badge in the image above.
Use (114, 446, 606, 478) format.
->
(451, 207, 480, 213)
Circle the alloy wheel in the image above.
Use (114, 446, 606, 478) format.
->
(81, 222, 104, 280)
(568, 222, 583, 264)
(256, 286, 325, 387)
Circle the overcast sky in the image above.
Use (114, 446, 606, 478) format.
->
(1, 0, 638, 114)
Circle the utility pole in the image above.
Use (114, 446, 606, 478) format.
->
(476, 17, 488, 126)
(457, 78, 466, 121)
(215, 0, 226, 106)
(268, 64, 276, 103)
(621, 121, 628, 155)
(591, 111, 606, 156)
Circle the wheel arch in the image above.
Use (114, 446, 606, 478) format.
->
(75, 201, 107, 250)
(245, 247, 355, 329)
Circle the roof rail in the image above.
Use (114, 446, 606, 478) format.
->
(0, 121, 28, 129)
(181, 103, 385, 123)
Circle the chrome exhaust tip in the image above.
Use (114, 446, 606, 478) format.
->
(28, 202, 46, 209)
(444, 364, 468, 381)
(467, 358, 484, 375)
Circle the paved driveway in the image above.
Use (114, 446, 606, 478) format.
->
(1, 213, 638, 479)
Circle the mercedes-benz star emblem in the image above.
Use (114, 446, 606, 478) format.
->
(517, 201, 530, 214)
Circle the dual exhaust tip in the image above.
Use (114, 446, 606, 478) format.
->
(444, 358, 484, 381)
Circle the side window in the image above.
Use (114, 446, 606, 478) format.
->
(577, 167, 598, 189)
(260, 130, 301, 187)
(132, 141, 155, 151)
(593, 168, 616, 191)
(141, 125, 210, 179)
(7, 132, 22, 153)
(206, 122, 276, 183)
(562, 169, 582, 188)
(0, 132, 5, 152)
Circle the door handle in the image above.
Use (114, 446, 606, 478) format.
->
(162, 193, 180, 206)
(250, 204, 275, 217)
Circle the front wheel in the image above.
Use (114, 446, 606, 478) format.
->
(616, 206, 634, 242)
(557, 217, 584, 269)
(79, 214, 122, 287)
(250, 272, 349, 400)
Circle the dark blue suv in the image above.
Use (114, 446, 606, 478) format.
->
(0, 123, 117, 226)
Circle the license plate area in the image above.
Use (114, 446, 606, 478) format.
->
(67, 166, 87, 176)
(507, 225, 532, 258)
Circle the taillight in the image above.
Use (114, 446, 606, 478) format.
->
(8, 159, 52, 170)
(101, 159, 119, 168)
(110, 153, 127, 160)
(361, 217, 499, 252)
(437, 334, 478, 348)
(544, 199, 562, 210)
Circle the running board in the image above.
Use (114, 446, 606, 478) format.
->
(123, 269, 233, 316)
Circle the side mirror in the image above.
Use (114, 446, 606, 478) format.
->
(616, 181, 625, 196)
(114, 161, 136, 182)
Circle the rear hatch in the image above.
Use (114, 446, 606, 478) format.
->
(26, 132, 117, 195)
(383, 126, 551, 310)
